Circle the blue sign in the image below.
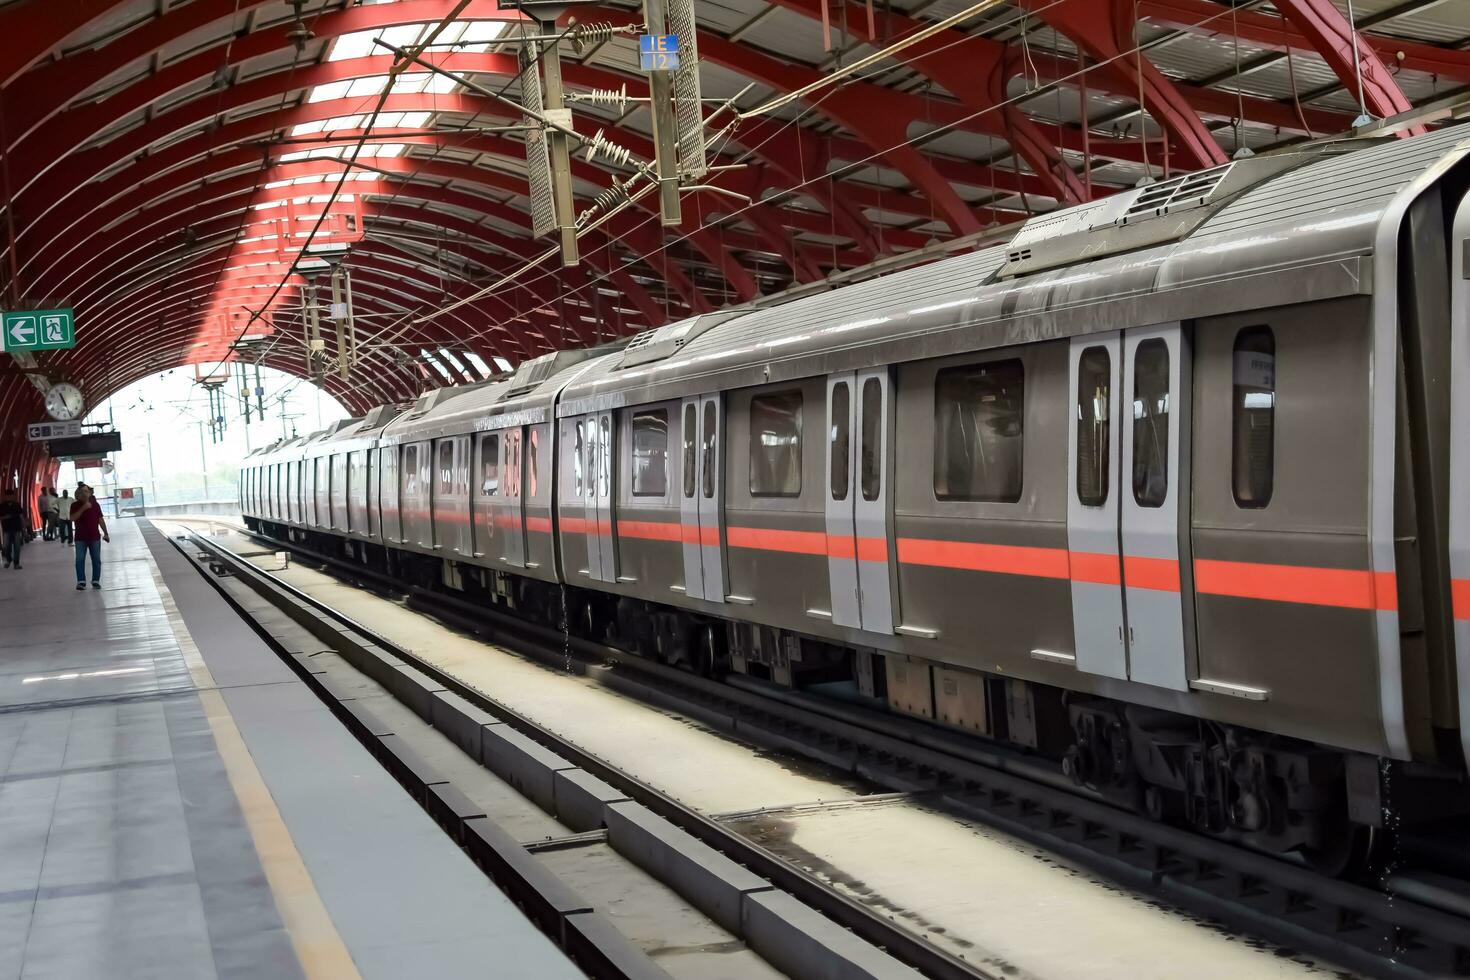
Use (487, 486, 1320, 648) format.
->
(639, 34, 680, 71)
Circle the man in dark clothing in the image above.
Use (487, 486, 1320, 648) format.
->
(1, 488, 28, 569)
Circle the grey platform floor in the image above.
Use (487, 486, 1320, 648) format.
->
(0, 518, 580, 980)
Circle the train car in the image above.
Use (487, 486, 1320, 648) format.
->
(243, 125, 1470, 870)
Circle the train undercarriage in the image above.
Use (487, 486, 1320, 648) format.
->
(259, 517, 1470, 877)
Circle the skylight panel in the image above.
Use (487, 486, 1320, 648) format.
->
(308, 80, 350, 103)
(346, 76, 386, 98)
(461, 351, 491, 376)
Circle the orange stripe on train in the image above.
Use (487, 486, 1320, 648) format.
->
(897, 538, 1071, 579)
(1193, 559, 1396, 611)
(1454, 579, 1470, 621)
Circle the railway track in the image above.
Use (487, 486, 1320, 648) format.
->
(172, 523, 992, 980)
(193, 519, 1470, 979)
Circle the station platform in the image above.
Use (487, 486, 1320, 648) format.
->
(0, 518, 580, 979)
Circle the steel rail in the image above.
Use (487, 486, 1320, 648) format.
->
(222, 521, 1470, 979)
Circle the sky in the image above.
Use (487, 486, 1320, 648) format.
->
(66, 365, 348, 505)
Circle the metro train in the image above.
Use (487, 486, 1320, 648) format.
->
(243, 124, 1470, 872)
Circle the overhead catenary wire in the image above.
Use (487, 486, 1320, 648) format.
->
(240, 0, 1291, 401)
(428, 0, 1262, 349)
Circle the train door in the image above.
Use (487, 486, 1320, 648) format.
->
(577, 419, 598, 576)
(824, 370, 896, 633)
(580, 414, 615, 582)
(1068, 336, 1127, 678)
(1119, 327, 1192, 691)
(380, 446, 401, 544)
(678, 396, 726, 603)
(501, 427, 526, 568)
(1066, 327, 1192, 691)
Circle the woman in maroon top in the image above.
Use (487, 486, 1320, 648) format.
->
(70, 484, 109, 590)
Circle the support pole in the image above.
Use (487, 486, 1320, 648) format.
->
(330, 267, 350, 379)
(642, 0, 682, 225)
(537, 17, 580, 265)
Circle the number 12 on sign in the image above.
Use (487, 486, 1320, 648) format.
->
(639, 34, 680, 71)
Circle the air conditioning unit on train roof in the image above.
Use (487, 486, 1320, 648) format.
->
(617, 309, 750, 369)
(504, 347, 604, 396)
(995, 147, 1337, 280)
(359, 404, 402, 430)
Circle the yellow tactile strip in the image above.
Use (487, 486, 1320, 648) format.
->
(145, 534, 363, 980)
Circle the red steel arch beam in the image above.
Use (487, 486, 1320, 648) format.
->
(761, 0, 1086, 204)
(14, 46, 762, 301)
(1017, 0, 1228, 170)
(31, 157, 583, 310)
(76, 247, 544, 371)
(18, 93, 750, 312)
(8, 0, 526, 146)
(1142, 0, 1470, 90)
(0, 2, 115, 86)
(62, 233, 537, 372)
(1244, 0, 1419, 129)
(42, 176, 624, 363)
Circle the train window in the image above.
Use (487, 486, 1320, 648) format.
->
(749, 391, 802, 498)
(506, 430, 520, 499)
(830, 382, 849, 501)
(1232, 326, 1275, 508)
(702, 403, 718, 499)
(574, 421, 585, 497)
(861, 378, 882, 502)
(599, 416, 612, 498)
(404, 444, 418, 496)
(632, 409, 669, 497)
(1131, 340, 1170, 508)
(1076, 347, 1110, 506)
(438, 441, 454, 495)
(528, 428, 540, 498)
(933, 360, 1024, 502)
(480, 434, 499, 496)
(682, 404, 697, 498)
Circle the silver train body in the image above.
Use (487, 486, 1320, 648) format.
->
(242, 126, 1470, 865)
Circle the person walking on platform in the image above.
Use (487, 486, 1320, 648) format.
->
(1, 488, 28, 569)
(55, 489, 73, 544)
(70, 484, 109, 590)
(39, 487, 58, 541)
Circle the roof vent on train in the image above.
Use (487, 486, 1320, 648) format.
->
(359, 404, 402, 430)
(617, 309, 749, 369)
(405, 385, 477, 418)
(996, 151, 1321, 279)
(506, 347, 600, 395)
(326, 416, 362, 435)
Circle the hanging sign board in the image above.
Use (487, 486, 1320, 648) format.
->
(3, 309, 75, 352)
(26, 420, 82, 441)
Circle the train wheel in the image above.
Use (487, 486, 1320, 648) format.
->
(1301, 824, 1378, 879)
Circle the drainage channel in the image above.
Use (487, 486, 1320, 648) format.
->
(215, 522, 1470, 980)
(173, 527, 990, 980)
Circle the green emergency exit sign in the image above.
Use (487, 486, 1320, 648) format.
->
(2, 309, 75, 352)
